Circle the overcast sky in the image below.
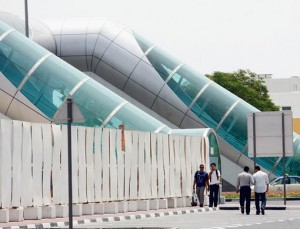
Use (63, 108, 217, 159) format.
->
(1, 0, 300, 78)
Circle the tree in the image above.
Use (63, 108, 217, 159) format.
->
(206, 69, 279, 112)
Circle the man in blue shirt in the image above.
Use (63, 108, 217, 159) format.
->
(193, 164, 209, 207)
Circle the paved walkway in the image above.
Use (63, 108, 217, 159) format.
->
(1, 201, 299, 229)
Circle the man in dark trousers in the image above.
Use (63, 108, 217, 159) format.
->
(193, 164, 208, 207)
(253, 165, 269, 215)
(208, 162, 221, 207)
(236, 166, 254, 215)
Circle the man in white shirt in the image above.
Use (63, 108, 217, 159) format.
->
(253, 165, 269, 215)
(208, 163, 221, 207)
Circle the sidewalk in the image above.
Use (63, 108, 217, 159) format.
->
(1, 201, 299, 229)
(0, 206, 217, 229)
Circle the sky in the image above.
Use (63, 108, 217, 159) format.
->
(0, 0, 300, 78)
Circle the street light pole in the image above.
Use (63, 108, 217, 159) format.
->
(24, 0, 29, 37)
(67, 98, 73, 229)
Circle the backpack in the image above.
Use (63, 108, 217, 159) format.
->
(191, 190, 198, 206)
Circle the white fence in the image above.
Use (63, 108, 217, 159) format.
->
(0, 119, 210, 209)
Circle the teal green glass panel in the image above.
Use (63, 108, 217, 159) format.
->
(21, 55, 83, 118)
(0, 31, 48, 87)
(0, 20, 11, 35)
(133, 31, 154, 53)
(217, 101, 258, 152)
(191, 83, 239, 129)
(146, 47, 181, 81)
(167, 66, 210, 107)
(106, 103, 163, 132)
(72, 79, 124, 127)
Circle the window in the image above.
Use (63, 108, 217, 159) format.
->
(282, 106, 291, 111)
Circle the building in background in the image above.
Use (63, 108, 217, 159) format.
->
(262, 75, 300, 134)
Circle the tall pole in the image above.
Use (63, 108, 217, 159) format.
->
(282, 112, 286, 206)
(67, 98, 73, 228)
(253, 113, 257, 168)
(24, 0, 29, 37)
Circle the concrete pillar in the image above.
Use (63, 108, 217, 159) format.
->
(158, 199, 168, 209)
(56, 205, 68, 218)
(0, 209, 9, 223)
(127, 201, 137, 212)
(24, 207, 42, 220)
(82, 203, 94, 215)
(149, 199, 159, 210)
(94, 203, 104, 214)
(9, 208, 23, 222)
(42, 206, 56, 219)
(103, 202, 118, 214)
(137, 200, 150, 211)
(72, 204, 82, 216)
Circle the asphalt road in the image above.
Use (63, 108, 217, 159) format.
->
(74, 209, 300, 229)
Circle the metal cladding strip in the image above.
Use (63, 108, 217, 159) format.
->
(165, 63, 185, 84)
(154, 124, 167, 133)
(203, 128, 210, 137)
(144, 44, 157, 56)
(51, 77, 90, 120)
(69, 77, 90, 96)
(100, 100, 128, 128)
(17, 53, 53, 90)
(269, 157, 282, 176)
(0, 28, 14, 41)
(236, 144, 248, 163)
(187, 81, 213, 111)
(215, 99, 241, 131)
(167, 129, 173, 134)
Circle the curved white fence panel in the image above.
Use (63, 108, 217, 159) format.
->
(42, 123, 52, 206)
(21, 121, 33, 207)
(32, 123, 43, 206)
(94, 128, 102, 202)
(0, 120, 12, 208)
(0, 120, 211, 209)
(86, 127, 95, 203)
(11, 121, 22, 207)
(109, 129, 118, 201)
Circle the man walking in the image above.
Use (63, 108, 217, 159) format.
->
(253, 165, 269, 215)
(208, 162, 221, 207)
(236, 166, 254, 215)
(193, 164, 208, 207)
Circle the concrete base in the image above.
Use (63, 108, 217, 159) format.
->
(185, 197, 192, 207)
(94, 203, 104, 214)
(150, 199, 159, 210)
(167, 198, 177, 208)
(158, 199, 168, 209)
(56, 205, 68, 218)
(72, 204, 82, 216)
(118, 201, 128, 213)
(137, 200, 150, 211)
(0, 209, 9, 223)
(219, 196, 225, 204)
(176, 197, 186, 207)
(82, 203, 94, 215)
(9, 208, 23, 222)
(42, 206, 56, 219)
(127, 201, 137, 212)
(204, 195, 209, 206)
(24, 207, 42, 220)
(103, 202, 118, 214)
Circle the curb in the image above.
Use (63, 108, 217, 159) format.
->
(1, 207, 217, 229)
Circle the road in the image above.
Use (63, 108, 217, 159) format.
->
(73, 209, 300, 229)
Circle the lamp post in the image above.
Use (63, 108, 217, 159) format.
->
(24, 0, 29, 37)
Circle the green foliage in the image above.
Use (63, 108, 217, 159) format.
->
(206, 70, 279, 112)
